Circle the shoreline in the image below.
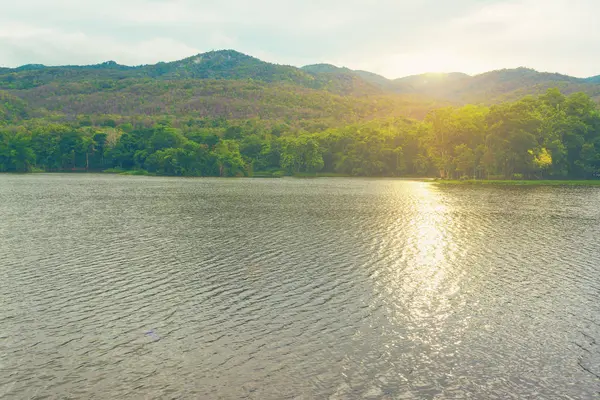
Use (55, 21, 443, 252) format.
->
(433, 179, 600, 186)
(3, 171, 600, 186)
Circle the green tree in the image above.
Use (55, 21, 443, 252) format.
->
(0, 131, 35, 172)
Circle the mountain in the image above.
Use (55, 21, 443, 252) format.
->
(302, 63, 600, 103)
(0, 51, 443, 123)
(142, 51, 316, 84)
(389, 68, 600, 103)
(1, 50, 599, 127)
(0, 50, 382, 96)
(585, 75, 600, 83)
(301, 63, 344, 74)
(352, 70, 393, 88)
(0, 61, 441, 125)
(391, 72, 471, 97)
(302, 64, 390, 89)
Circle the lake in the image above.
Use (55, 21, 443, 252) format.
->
(1, 174, 599, 399)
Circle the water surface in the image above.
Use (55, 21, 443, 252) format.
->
(1, 174, 599, 399)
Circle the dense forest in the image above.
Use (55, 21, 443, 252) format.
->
(1, 87, 599, 179)
(1, 51, 600, 179)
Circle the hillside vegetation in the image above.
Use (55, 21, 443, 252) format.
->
(1, 50, 600, 179)
(306, 64, 600, 103)
(391, 68, 600, 103)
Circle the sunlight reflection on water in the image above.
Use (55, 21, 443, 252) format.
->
(1, 175, 599, 399)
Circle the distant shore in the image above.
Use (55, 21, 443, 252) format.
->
(434, 179, 600, 186)
(5, 171, 600, 186)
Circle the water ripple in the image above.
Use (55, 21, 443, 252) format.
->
(1, 175, 600, 399)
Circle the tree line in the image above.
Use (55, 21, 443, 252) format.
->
(1, 89, 599, 179)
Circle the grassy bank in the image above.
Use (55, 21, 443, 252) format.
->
(434, 179, 600, 186)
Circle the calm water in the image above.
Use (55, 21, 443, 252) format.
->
(1, 174, 600, 399)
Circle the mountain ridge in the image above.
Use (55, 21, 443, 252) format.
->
(4, 51, 598, 81)
(0, 49, 599, 123)
(0, 50, 385, 96)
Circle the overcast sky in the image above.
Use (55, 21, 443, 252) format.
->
(1, 0, 598, 78)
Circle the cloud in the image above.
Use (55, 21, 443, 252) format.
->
(334, 0, 600, 78)
(0, 24, 201, 66)
(0, 0, 599, 77)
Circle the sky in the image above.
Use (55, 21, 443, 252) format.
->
(1, 0, 599, 78)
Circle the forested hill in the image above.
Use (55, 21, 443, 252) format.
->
(0, 50, 383, 96)
(1, 50, 600, 180)
(2, 50, 600, 111)
(0, 50, 451, 123)
(390, 68, 600, 103)
(303, 65, 600, 104)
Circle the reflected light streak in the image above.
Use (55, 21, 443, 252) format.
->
(405, 182, 449, 295)
(369, 182, 468, 345)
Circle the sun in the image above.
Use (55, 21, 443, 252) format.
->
(382, 50, 482, 78)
